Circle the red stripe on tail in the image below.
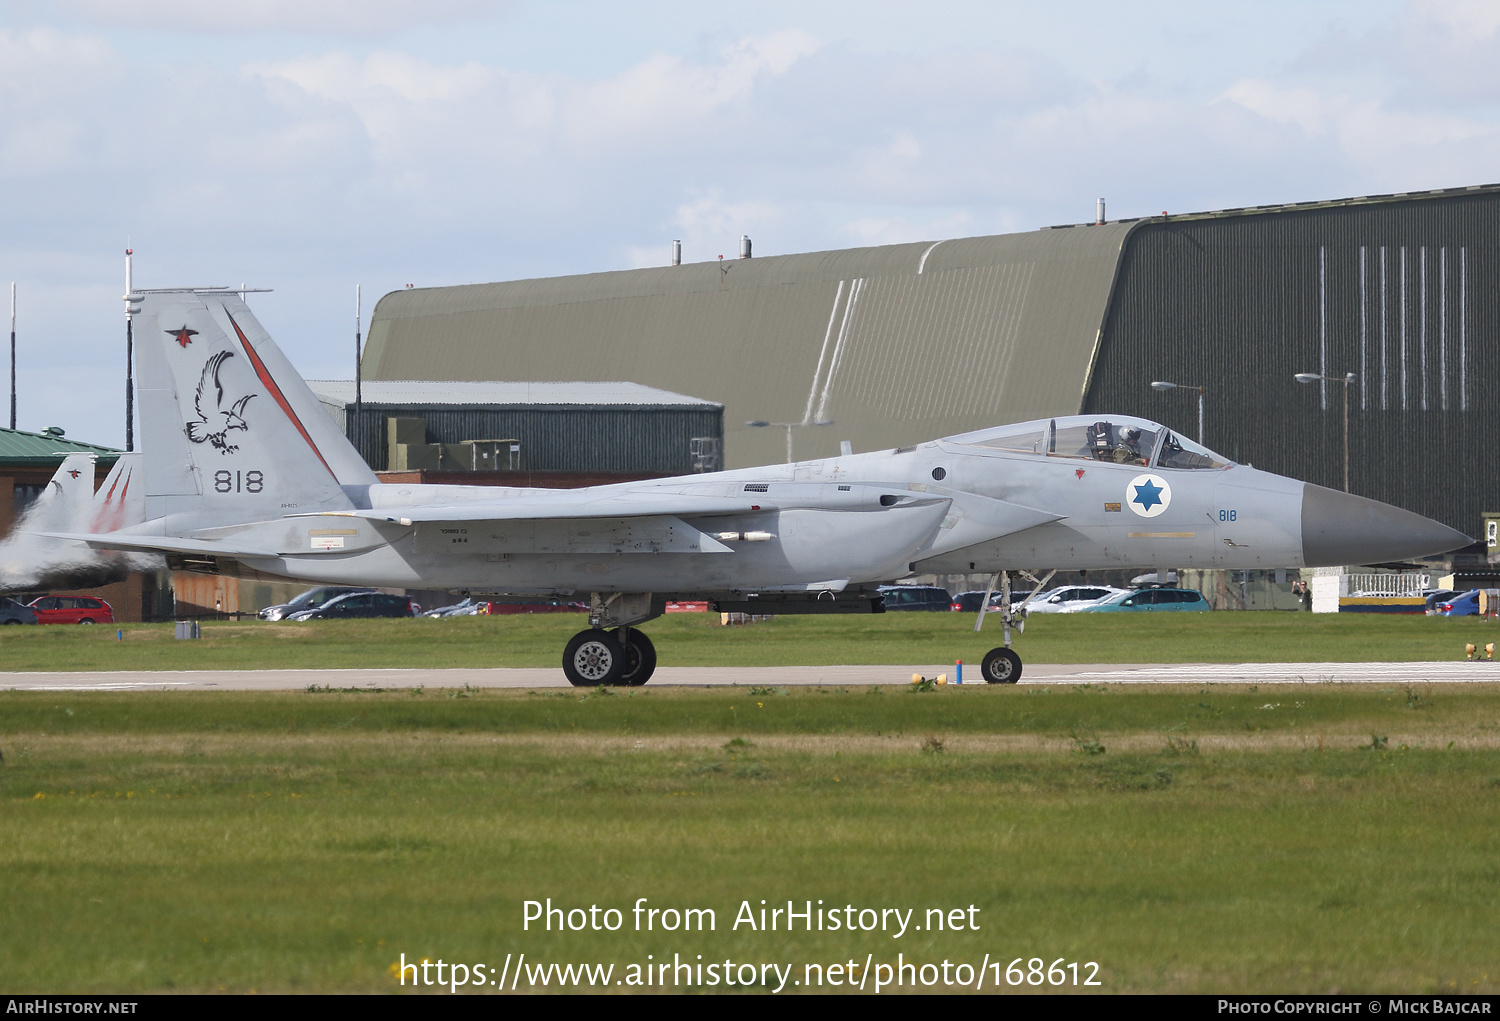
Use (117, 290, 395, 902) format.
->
(223, 308, 337, 480)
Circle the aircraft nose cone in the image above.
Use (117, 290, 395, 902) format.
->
(1301, 483, 1471, 566)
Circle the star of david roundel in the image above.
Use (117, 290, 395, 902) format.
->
(1126, 473, 1172, 518)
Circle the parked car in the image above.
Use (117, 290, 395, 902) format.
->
(480, 599, 589, 615)
(1423, 589, 1463, 615)
(1433, 590, 1480, 617)
(0, 597, 37, 624)
(260, 586, 376, 621)
(27, 595, 115, 625)
(949, 589, 1040, 612)
(422, 598, 475, 618)
(1067, 588, 1211, 613)
(1027, 585, 1128, 613)
(877, 585, 952, 611)
(286, 592, 417, 620)
(950, 590, 1002, 613)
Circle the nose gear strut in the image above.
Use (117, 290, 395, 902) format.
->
(974, 568, 1054, 684)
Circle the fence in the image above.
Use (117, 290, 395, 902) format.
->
(1346, 573, 1430, 597)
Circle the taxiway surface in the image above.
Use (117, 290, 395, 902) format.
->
(1, 661, 1496, 691)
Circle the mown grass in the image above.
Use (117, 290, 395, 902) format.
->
(0, 611, 1496, 672)
(4, 685, 1500, 994)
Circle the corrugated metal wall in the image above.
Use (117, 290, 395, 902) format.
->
(362, 228, 1132, 467)
(1087, 191, 1500, 533)
(345, 405, 723, 474)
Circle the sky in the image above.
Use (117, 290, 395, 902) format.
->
(2, 0, 1498, 447)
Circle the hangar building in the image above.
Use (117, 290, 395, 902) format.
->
(362, 184, 1500, 537)
(309, 380, 723, 480)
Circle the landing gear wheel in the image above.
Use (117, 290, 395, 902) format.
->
(612, 628, 657, 687)
(981, 647, 1022, 684)
(563, 629, 625, 687)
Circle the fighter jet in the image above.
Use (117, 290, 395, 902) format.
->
(1, 451, 150, 593)
(37, 289, 1469, 685)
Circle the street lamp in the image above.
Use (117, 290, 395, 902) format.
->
(1294, 371, 1357, 493)
(1149, 380, 1205, 445)
(746, 418, 833, 463)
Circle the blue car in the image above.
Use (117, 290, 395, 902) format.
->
(1070, 588, 1211, 613)
(1433, 590, 1480, 617)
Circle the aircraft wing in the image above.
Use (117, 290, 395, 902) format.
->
(303, 493, 767, 525)
(33, 532, 280, 559)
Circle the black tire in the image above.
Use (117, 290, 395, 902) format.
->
(2, 619, 20, 625)
(980, 647, 1022, 684)
(562, 629, 625, 687)
(77, 618, 95, 625)
(612, 628, 657, 686)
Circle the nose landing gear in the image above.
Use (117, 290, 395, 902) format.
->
(974, 568, 1054, 685)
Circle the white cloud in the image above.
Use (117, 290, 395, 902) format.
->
(52, 0, 501, 35)
(1412, 0, 1500, 39)
(251, 51, 492, 105)
(7, 5, 1500, 446)
(841, 211, 975, 247)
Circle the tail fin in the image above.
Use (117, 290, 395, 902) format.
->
(88, 452, 146, 534)
(0, 453, 150, 593)
(134, 290, 375, 524)
(35, 453, 98, 532)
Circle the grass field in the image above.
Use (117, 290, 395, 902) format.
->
(5, 683, 1500, 994)
(0, 611, 1496, 672)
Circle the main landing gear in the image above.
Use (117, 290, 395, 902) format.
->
(561, 628, 657, 687)
(974, 569, 1054, 685)
(561, 593, 660, 687)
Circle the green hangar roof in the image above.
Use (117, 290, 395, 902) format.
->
(362, 225, 1135, 468)
(0, 427, 120, 468)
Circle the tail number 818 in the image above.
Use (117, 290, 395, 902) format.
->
(214, 470, 265, 494)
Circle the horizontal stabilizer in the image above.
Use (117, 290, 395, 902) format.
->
(33, 532, 280, 559)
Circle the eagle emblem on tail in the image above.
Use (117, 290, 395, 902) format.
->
(185, 350, 255, 454)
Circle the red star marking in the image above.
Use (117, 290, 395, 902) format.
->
(167, 326, 198, 348)
(67, 470, 81, 478)
(1075, 469, 1086, 479)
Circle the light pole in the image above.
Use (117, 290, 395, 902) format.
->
(1149, 381, 1205, 445)
(1294, 371, 1356, 493)
(746, 418, 833, 463)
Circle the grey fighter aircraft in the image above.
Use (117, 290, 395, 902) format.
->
(39, 289, 1468, 685)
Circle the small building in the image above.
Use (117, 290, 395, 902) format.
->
(0, 426, 118, 536)
(308, 380, 725, 483)
(0, 426, 160, 620)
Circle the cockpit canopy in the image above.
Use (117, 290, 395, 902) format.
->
(945, 415, 1231, 470)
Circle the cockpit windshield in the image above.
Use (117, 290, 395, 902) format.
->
(1050, 420, 1157, 467)
(945, 415, 1233, 470)
(955, 420, 1049, 454)
(1155, 431, 1230, 470)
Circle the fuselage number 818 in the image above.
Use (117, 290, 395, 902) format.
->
(215, 470, 265, 494)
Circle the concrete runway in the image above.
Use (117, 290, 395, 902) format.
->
(1, 660, 1497, 690)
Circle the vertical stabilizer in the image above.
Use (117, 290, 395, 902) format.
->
(40, 453, 98, 532)
(88, 453, 145, 534)
(133, 291, 372, 523)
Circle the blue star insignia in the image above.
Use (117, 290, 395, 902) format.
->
(1132, 479, 1165, 510)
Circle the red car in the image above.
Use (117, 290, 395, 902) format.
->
(28, 595, 115, 625)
